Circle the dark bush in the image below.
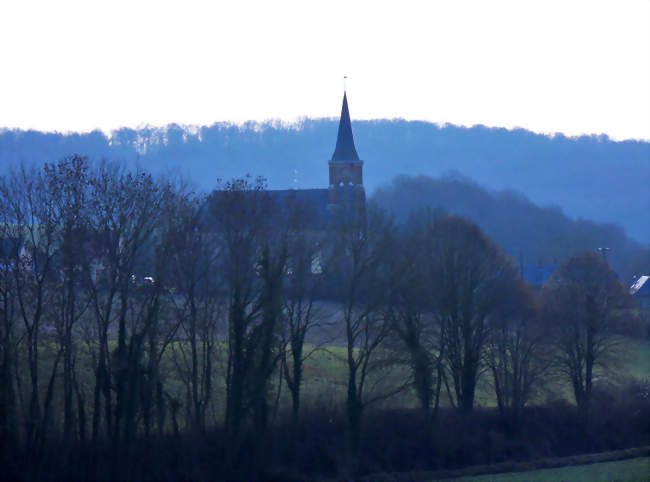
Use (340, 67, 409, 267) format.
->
(3, 384, 649, 480)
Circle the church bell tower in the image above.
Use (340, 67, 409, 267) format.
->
(327, 91, 366, 218)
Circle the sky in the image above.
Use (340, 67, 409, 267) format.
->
(1, 0, 648, 140)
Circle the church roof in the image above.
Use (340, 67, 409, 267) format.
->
(268, 189, 330, 228)
(331, 92, 360, 162)
(206, 188, 331, 230)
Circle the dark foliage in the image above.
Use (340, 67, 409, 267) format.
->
(542, 253, 635, 421)
(2, 387, 648, 481)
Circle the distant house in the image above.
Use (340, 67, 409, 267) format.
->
(630, 275, 650, 309)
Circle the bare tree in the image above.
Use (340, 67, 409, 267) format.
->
(485, 280, 548, 430)
(132, 183, 192, 442)
(279, 197, 327, 447)
(0, 181, 20, 452)
(211, 176, 286, 472)
(86, 164, 166, 455)
(427, 215, 522, 417)
(541, 252, 633, 421)
(0, 165, 61, 449)
(385, 214, 438, 417)
(166, 191, 221, 434)
(43, 155, 93, 444)
(325, 203, 404, 455)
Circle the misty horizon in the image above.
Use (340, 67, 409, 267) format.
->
(2, 115, 649, 143)
(2, 117, 648, 245)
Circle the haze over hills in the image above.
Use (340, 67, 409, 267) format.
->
(372, 173, 650, 283)
(1, 119, 648, 243)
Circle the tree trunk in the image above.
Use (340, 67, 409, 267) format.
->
(461, 362, 476, 417)
(0, 342, 16, 453)
(290, 349, 302, 434)
(411, 344, 432, 413)
(75, 377, 86, 442)
(347, 392, 363, 457)
(62, 324, 75, 444)
(346, 363, 363, 456)
(26, 328, 41, 449)
(225, 292, 246, 464)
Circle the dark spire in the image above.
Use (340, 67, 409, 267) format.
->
(331, 92, 360, 161)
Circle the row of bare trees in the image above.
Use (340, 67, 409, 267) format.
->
(0, 156, 635, 472)
(0, 157, 179, 459)
(386, 211, 635, 431)
(387, 212, 544, 427)
(0, 159, 333, 471)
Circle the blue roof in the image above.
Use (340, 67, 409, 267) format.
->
(522, 265, 557, 286)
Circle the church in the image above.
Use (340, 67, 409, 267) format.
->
(266, 91, 366, 226)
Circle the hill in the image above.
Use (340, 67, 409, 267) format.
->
(1, 119, 648, 242)
(371, 173, 650, 283)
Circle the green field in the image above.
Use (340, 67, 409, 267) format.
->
(157, 337, 650, 411)
(296, 338, 650, 410)
(448, 457, 650, 481)
(624, 338, 650, 381)
(17, 335, 650, 427)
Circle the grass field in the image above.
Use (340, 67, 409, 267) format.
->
(448, 457, 650, 481)
(296, 337, 650, 410)
(18, 334, 650, 426)
(624, 338, 650, 381)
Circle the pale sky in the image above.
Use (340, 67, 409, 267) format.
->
(1, 0, 648, 140)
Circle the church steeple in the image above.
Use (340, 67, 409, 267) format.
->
(327, 89, 365, 219)
(331, 92, 360, 161)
